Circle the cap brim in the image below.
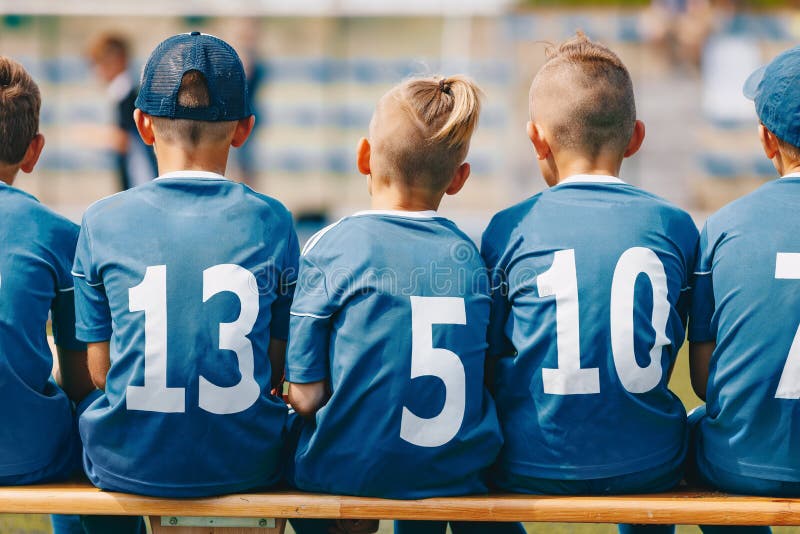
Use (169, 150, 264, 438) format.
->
(743, 64, 767, 100)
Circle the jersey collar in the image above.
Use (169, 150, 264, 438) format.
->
(558, 174, 626, 185)
(350, 209, 440, 219)
(155, 170, 228, 181)
(782, 172, 800, 179)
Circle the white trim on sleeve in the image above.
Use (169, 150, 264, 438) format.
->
(290, 311, 333, 320)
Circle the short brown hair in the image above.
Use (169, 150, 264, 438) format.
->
(778, 137, 800, 165)
(151, 70, 237, 147)
(0, 57, 41, 165)
(373, 75, 483, 190)
(531, 32, 636, 157)
(87, 33, 129, 63)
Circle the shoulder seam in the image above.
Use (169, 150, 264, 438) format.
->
(302, 218, 346, 256)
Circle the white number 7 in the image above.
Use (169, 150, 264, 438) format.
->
(774, 253, 800, 399)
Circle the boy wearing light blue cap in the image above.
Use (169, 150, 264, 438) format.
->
(73, 32, 298, 502)
(687, 45, 800, 533)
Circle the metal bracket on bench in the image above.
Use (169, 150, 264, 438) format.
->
(160, 516, 277, 528)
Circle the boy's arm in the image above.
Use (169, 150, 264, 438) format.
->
(688, 222, 716, 402)
(269, 224, 300, 391)
(72, 218, 114, 391)
(50, 221, 93, 403)
(87, 342, 111, 391)
(268, 339, 286, 391)
(285, 249, 338, 418)
(51, 291, 93, 402)
(56, 347, 94, 402)
(481, 224, 513, 392)
(690, 342, 715, 401)
(288, 381, 329, 419)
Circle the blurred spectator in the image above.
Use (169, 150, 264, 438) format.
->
(229, 19, 265, 187)
(641, 0, 713, 72)
(87, 33, 157, 190)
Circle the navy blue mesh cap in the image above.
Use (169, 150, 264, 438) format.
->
(135, 32, 251, 121)
(743, 45, 800, 148)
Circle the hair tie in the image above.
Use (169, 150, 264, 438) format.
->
(439, 78, 449, 94)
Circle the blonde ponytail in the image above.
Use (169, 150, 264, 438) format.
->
(402, 75, 484, 150)
(370, 74, 484, 190)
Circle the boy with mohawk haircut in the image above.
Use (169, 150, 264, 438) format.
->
(0, 56, 93, 533)
(482, 33, 698, 534)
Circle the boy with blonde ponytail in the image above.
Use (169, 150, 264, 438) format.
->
(482, 33, 698, 534)
(285, 76, 522, 534)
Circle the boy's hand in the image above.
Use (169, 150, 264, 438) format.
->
(329, 519, 380, 534)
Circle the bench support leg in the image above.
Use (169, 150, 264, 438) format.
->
(148, 516, 287, 534)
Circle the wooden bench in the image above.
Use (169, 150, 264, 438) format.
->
(2, 480, 800, 532)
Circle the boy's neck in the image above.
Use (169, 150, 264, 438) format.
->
(369, 182, 442, 212)
(0, 164, 18, 186)
(780, 161, 800, 177)
(155, 143, 230, 177)
(551, 152, 623, 186)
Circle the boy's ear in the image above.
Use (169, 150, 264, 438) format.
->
(528, 121, 551, 161)
(356, 137, 371, 176)
(134, 109, 155, 146)
(445, 162, 471, 196)
(759, 123, 780, 160)
(19, 133, 45, 174)
(623, 120, 646, 158)
(231, 116, 256, 148)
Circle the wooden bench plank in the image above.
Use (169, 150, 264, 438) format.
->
(1, 483, 800, 525)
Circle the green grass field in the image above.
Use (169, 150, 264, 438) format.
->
(0, 347, 789, 533)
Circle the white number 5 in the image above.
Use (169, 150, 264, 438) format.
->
(400, 296, 466, 448)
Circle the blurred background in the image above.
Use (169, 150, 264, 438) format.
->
(1, 0, 799, 532)
(3, 0, 799, 241)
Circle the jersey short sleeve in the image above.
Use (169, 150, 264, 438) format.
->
(270, 227, 300, 341)
(481, 220, 514, 359)
(50, 218, 86, 351)
(72, 216, 113, 342)
(286, 241, 338, 384)
(689, 222, 716, 343)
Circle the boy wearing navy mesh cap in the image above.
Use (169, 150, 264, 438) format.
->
(73, 33, 298, 498)
(687, 44, 800, 533)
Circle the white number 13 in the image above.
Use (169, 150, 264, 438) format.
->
(126, 264, 260, 414)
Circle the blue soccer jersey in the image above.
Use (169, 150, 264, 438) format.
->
(481, 175, 698, 483)
(690, 174, 800, 482)
(0, 183, 84, 479)
(72, 171, 298, 497)
(286, 210, 503, 499)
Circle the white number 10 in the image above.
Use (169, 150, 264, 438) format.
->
(126, 264, 261, 414)
(539, 247, 671, 396)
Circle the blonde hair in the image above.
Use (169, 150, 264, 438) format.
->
(531, 32, 636, 157)
(375, 75, 483, 190)
(0, 57, 40, 165)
